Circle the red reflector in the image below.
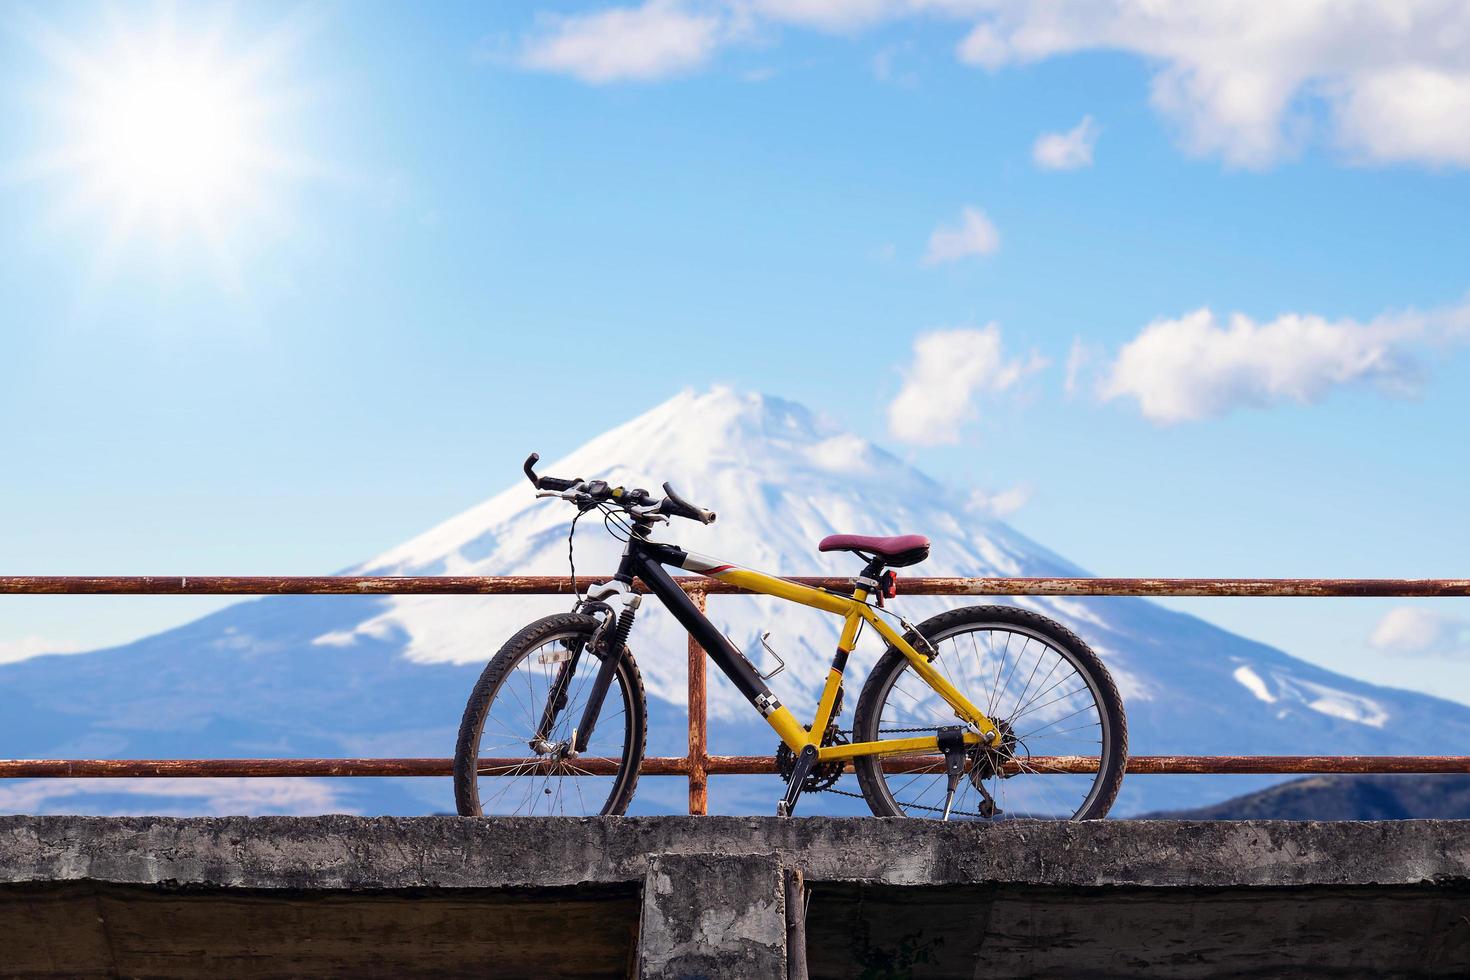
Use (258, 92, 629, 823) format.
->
(881, 572, 898, 599)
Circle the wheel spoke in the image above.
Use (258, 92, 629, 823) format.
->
(459, 626, 642, 817)
(861, 618, 1120, 822)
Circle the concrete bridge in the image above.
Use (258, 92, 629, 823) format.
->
(2, 815, 1468, 978)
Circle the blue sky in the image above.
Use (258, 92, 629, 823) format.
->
(2, 1, 1469, 700)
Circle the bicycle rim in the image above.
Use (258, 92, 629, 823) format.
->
(867, 621, 1117, 820)
(469, 627, 638, 816)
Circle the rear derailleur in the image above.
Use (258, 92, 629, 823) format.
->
(939, 720, 1017, 820)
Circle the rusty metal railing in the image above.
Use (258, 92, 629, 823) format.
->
(3, 574, 1469, 815)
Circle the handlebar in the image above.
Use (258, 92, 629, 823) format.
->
(522, 453, 717, 525)
(660, 481, 717, 525)
(523, 452, 579, 492)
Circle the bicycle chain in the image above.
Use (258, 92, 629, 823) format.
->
(798, 724, 950, 801)
(801, 724, 1009, 816)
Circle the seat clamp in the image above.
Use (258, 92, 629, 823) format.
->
(855, 575, 880, 591)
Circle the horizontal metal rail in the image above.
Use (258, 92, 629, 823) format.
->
(3, 756, 1470, 778)
(3, 575, 1469, 596)
(4, 574, 1468, 814)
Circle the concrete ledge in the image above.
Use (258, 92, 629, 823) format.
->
(2, 815, 1468, 891)
(4, 817, 1470, 978)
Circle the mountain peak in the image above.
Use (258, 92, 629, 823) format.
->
(359, 385, 940, 576)
(584, 386, 888, 475)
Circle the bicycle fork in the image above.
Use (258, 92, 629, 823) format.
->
(534, 599, 638, 758)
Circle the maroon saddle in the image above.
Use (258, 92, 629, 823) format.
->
(818, 533, 930, 568)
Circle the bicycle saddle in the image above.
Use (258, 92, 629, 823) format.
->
(818, 533, 931, 567)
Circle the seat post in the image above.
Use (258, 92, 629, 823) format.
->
(852, 556, 886, 600)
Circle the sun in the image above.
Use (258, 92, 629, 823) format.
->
(16, 8, 315, 281)
(88, 52, 262, 215)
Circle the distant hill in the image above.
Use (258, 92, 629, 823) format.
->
(1150, 774, 1470, 820)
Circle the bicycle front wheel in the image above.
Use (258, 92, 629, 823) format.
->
(853, 605, 1126, 820)
(453, 613, 646, 816)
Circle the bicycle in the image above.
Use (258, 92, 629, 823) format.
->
(453, 454, 1127, 820)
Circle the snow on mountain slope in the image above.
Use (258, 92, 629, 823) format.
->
(334, 387, 1099, 714)
(4, 387, 1469, 817)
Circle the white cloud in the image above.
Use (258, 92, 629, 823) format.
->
(887, 324, 1045, 444)
(0, 635, 83, 665)
(507, 2, 1470, 169)
(0, 777, 345, 816)
(1099, 306, 1431, 424)
(1369, 607, 1470, 659)
(1063, 336, 1097, 397)
(958, 1, 1470, 169)
(753, 0, 904, 32)
(967, 484, 1031, 518)
(519, 0, 724, 83)
(921, 205, 999, 265)
(1033, 115, 1098, 170)
(1333, 66, 1470, 166)
(872, 41, 919, 86)
(807, 433, 876, 473)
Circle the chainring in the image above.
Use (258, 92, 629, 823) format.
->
(775, 687, 848, 792)
(776, 731, 849, 792)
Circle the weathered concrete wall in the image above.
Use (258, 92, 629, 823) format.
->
(1, 816, 1468, 978)
(6, 815, 1468, 891)
(2, 880, 641, 978)
(639, 853, 787, 979)
(806, 881, 1470, 978)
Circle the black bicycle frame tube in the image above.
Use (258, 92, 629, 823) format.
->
(633, 542, 778, 713)
(569, 535, 781, 754)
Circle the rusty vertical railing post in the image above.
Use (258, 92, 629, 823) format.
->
(685, 583, 710, 815)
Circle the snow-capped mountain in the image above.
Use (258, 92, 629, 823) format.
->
(4, 387, 1468, 817)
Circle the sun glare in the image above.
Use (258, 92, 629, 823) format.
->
(17, 8, 314, 284)
(90, 57, 259, 213)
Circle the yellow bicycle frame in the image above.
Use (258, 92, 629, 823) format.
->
(702, 563, 999, 763)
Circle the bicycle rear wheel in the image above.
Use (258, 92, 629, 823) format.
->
(853, 605, 1126, 820)
(454, 613, 646, 816)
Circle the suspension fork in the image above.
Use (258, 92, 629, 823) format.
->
(533, 602, 634, 754)
(563, 545, 644, 753)
(572, 601, 636, 753)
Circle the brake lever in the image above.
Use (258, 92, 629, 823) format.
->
(536, 484, 587, 501)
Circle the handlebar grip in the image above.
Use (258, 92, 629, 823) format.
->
(662, 482, 717, 525)
(523, 452, 578, 492)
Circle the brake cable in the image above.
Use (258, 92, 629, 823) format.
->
(565, 506, 588, 599)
